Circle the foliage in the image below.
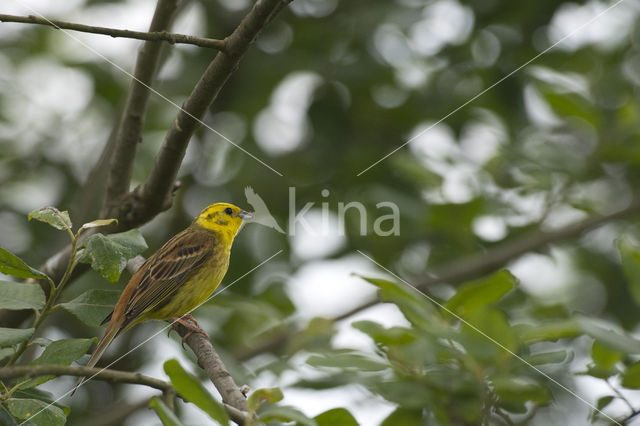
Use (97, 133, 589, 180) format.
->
(2, 0, 640, 425)
(0, 209, 140, 424)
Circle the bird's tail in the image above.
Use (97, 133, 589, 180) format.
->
(70, 322, 121, 396)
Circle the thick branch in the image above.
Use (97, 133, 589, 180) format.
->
(412, 197, 640, 291)
(5, 0, 289, 292)
(176, 324, 248, 413)
(0, 2, 179, 329)
(0, 365, 171, 392)
(135, 0, 286, 224)
(238, 197, 640, 361)
(0, 13, 225, 50)
(101, 0, 180, 218)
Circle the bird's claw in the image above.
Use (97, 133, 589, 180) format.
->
(169, 314, 209, 349)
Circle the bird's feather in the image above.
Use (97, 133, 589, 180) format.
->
(119, 230, 216, 330)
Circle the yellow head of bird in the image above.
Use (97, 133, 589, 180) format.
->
(194, 203, 252, 241)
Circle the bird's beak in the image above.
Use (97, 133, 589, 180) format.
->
(238, 210, 253, 220)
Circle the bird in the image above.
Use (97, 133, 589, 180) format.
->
(244, 186, 285, 234)
(72, 203, 252, 394)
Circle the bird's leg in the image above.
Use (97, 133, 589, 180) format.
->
(169, 314, 209, 348)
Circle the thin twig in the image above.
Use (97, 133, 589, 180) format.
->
(136, 0, 286, 222)
(176, 324, 248, 412)
(0, 0, 290, 330)
(618, 409, 640, 425)
(101, 0, 180, 219)
(0, 13, 225, 50)
(0, 365, 172, 392)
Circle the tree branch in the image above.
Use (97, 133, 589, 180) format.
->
(0, 365, 172, 392)
(9, 0, 290, 284)
(0, 1, 181, 329)
(126, 257, 249, 424)
(237, 197, 640, 361)
(619, 409, 640, 425)
(175, 323, 248, 413)
(132, 0, 287, 226)
(0, 363, 247, 423)
(101, 0, 180, 219)
(412, 197, 640, 291)
(0, 13, 225, 50)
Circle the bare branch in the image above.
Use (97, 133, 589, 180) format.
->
(0, 364, 172, 392)
(237, 197, 640, 360)
(135, 0, 287, 224)
(0, 363, 247, 423)
(412, 197, 640, 291)
(0, 13, 225, 50)
(176, 323, 248, 413)
(0, 2, 181, 330)
(101, 0, 180, 219)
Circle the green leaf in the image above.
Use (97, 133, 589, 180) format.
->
(31, 338, 94, 366)
(371, 381, 434, 409)
(20, 338, 95, 389)
(0, 328, 34, 347)
(592, 340, 623, 369)
(163, 359, 229, 425)
(578, 316, 640, 353)
(0, 281, 45, 311)
(595, 395, 615, 413)
(543, 91, 598, 126)
(622, 361, 640, 389)
(492, 376, 551, 405)
(524, 350, 569, 365)
(445, 270, 517, 315)
(314, 408, 358, 426)
(0, 247, 49, 280)
(58, 289, 121, 327)
(307, 351, 388, 372)
(459, 308, 517, 362)
(357, 275, 437, 329)
(28, 206, 72, 231)
(80, 218, 118, 230)
(5, 398, 65, 426)
(517, 319, 582, 343)
(79, 229, 147, 282)
(618, 239, 640, 307)
(149, 396, 184, 426)
(258, 403, 316, 426)
(579, 364, 617, 380)
(381, 407, 422, 426)
(247, 387, 284, 413)
(0, 405, 19, 426)
(352, 321, 415, 346)
(0, 348, 14, 361)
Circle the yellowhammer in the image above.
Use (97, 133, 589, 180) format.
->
(73, 202, 251, 393)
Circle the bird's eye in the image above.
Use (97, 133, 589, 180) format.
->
(224, 207, 233, 215)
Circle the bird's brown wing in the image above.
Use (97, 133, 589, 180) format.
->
(118, 229, 216, 329)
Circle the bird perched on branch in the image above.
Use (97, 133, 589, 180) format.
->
(72, 203, 252, 394)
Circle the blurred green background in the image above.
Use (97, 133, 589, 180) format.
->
(3, 0, 640, 424)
